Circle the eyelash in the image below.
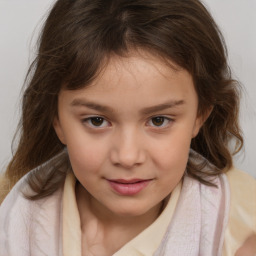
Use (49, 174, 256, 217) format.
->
(82, 116, 111, 128)
(146, 116, 173, 128)
(82, 116, 174, 129)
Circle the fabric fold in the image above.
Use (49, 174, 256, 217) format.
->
(154, 174, 230, 256)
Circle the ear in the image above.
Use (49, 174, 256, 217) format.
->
(192, 106, 213, 138)
(53, 117, 67, 145)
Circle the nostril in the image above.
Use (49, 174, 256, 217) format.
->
(110, 148, 146, 169)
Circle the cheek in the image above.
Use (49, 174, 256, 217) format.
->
(66, 138, 108, 176)
(152, 132, 191, 174)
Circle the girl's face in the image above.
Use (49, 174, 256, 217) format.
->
(54, 52, 203, 218)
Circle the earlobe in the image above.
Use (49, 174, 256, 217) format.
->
(53, 117, 66, 145)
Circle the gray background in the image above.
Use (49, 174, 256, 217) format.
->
(0, 0, 255, 177)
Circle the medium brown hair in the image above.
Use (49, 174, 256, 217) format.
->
(4, 0, 243, 200)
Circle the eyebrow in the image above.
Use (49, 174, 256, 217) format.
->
(140, 100, 185, 114)
(71, 99, 114, 113)
(70, 98, 185, 114)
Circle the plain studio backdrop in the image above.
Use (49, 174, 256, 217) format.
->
(0, 0, 255, 177)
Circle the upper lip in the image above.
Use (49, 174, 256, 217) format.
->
(107, 179, 152, 184)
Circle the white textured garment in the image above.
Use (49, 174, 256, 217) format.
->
(0, 176, 63, 256)
(154, 174, 229, 256)
(0, 152, 230, 256)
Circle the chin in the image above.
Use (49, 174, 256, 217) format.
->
(110, 202, 159, 218)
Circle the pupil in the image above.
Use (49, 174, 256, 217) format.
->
(152, 117, 164, 126)
(91, 117, 103, 126)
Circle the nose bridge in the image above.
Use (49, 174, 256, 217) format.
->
(110, 125, 145, 168)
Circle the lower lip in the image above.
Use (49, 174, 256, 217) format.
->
(108, 180, 151, 196)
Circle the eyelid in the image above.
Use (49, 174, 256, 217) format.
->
(146, 115, 174, 128)
(82, 116, 111, 128)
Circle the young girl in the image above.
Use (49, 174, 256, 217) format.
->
(0, 0, 255, 255)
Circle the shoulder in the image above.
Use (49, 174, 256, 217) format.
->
(225, 167, 256, 218)
(0, 173, 41, 234)
(0, 173, 11, 205)
(0, 172, 34, 214)
(0, 173, 31, 224)
(223, 167, 256, 255)
(0, 173, 64, 256)
(225, 167, 256, 225)
(226, 167, 256, 188)
(0, 174, 33, 255)
(0, 170, 64, 220)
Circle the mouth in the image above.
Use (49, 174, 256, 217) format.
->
(107, 179, 153, 196)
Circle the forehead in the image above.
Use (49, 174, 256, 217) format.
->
(84, 52, 192, 90)
(59, 51, 197, 110)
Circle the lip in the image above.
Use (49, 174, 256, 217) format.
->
(107, 179, 152, 196)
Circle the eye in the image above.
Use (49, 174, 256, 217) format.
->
(147, 116, 172, 128)
(83, 116, 110, 128)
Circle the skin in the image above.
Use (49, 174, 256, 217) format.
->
(235, 234, 256, 256)
(54, 52, 207, 255)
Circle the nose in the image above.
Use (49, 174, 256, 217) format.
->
(110, 128, 146, 169)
